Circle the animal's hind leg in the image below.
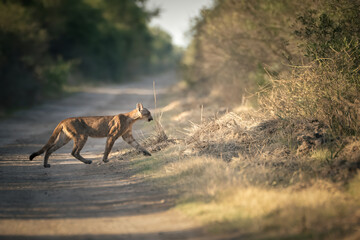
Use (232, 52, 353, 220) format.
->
(43, 132, 71, 168)
(71, 136, 91, 164)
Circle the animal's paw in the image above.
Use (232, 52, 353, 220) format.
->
(143, 151, 152, 156)
(85, 160, 92, 164)
(44, 164, 51, 168)
(29, 153, 36, 161)
(103, 159, 109, 163)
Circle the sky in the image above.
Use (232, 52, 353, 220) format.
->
(147, 0, 213, 47)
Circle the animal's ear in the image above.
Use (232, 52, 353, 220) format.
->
(136, 103, 143, 111)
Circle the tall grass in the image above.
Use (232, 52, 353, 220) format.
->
(260, 47, 360, 136)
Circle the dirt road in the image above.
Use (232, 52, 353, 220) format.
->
(0, 72, 205, 240)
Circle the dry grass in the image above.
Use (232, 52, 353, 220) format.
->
(177, 180, 359, 236)
(178, 110, 358, 185)
(119, 85, 360, 239)
(260, 49, 360, 136)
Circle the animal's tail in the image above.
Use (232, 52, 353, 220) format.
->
(29, 124, 63, 160)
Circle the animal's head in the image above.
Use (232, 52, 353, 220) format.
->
(136, 103, 153, 122)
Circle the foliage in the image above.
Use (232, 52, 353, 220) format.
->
(260, 48, 360, 136)
(0, 2, 48, 110)
(260, 0, 360, 135)
(0, 0, 177, 113)
(295, 0, 360, 68)
(148, 27, 182, 73)
(182, 0, 311, 104)
(183, 0, 360, 135)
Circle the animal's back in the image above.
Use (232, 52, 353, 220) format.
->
(61, 115, 115, 138)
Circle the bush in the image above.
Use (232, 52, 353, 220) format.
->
(294, 0, 360, 68)
(260, 46, 360, 136)
(260, 0, 360, 136)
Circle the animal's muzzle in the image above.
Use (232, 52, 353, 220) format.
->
(148, 116, 153, 122)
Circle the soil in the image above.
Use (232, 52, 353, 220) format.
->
(0, 72, 209, 240)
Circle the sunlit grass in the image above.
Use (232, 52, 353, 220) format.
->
(177, 185, 355, 235)
(149, 152, 360, 239)
(348, 173, 360, 200)
(310, 148, 332, 162)
(128, 95, 360, 239)
(128, 146, 178, 176)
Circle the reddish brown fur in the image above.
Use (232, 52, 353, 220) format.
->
(29, 103, 153, 168)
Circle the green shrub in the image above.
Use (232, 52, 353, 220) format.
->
(39, 58, 74, 96)
(295, 0, 360, 68)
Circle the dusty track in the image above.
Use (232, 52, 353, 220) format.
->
(0, 72, 206, 240)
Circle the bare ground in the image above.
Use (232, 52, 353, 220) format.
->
(0, 72, 210, 240)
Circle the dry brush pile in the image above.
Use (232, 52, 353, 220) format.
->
(179, 110, 359, 187)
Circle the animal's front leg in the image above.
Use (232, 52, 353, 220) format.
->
(103, 136, 117, 163)
(122, 131, 151, 156)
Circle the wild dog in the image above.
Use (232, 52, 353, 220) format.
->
(29, 103, 153, 168)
